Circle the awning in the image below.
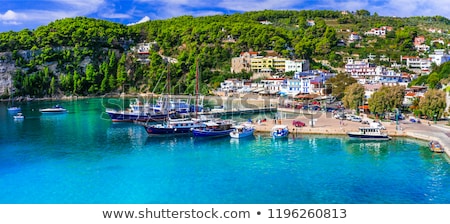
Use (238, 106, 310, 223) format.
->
(294, 94, 317, 99)
(358, 105, 369, 110)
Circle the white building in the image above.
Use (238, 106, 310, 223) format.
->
(134, 42, 158, 54)
(285, 59, 309, 72)
(260, 78, 285, 94)
(429, 49, 450, 66)
(349, 32, 361, 41)
(345, 59, 376, 77)
(219, 79, 245, 93)
(401, 56, 431, 70)
(280, 76, 316, 96)
(415, 44, 430, 52)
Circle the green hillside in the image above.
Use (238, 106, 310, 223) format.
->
(1, 10, 449, 98)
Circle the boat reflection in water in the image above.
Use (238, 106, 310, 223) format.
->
(344, 139, 390, 156)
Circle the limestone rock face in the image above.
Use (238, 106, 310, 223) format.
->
(0, 52, 16, 95)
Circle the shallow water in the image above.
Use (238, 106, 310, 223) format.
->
(1, 98, 449, 204)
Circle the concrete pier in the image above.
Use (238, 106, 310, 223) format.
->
(252, 108, 450, 157)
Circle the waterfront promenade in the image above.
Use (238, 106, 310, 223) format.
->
(254, 107, 450, 157)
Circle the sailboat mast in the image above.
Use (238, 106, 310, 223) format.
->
(195, 60, 199, 118)
(167, 64, 171, 95)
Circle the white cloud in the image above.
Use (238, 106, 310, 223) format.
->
(1, 10, 20, 20)
(127, 16, 151, 26)
(0, 0, 109, 30)
(0, 10, 27, 25)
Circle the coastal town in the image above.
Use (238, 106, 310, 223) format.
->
(3, 12, 450, 156)
(3, 6, 450, 210)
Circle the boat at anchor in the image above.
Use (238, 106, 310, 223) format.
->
(347, 127, 391, 141)
(39, 105, 67, 113)
(230, 123, 255, 138)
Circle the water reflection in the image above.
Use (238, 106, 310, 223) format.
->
(343, 140, 390, 157)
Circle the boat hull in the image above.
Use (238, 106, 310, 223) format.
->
(272, 133, 289, 139)
(13, 115, 24, 120)
(271, 125, 289, 139)
(145, 126, 193, 135)
(347, 133, 391, 140)
(106, 110, 169, 122)
(230, 129, 255, 138)
(193, 129, 234, 138)
(39, 109, 67, 113)
(7, 107, 21, 113)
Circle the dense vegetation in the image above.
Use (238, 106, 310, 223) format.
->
(410, 61, 450, 89)
(0, 10, 449, 98)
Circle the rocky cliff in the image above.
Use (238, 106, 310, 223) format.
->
(0, 52, 17, 96)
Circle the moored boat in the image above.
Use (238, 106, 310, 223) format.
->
(13, 112, 24, 120)
(192, 120, 234, 138)
(105, 98, 166, 122)
(429, 141, 444, 153)
(271, 125, 289, 139)
(7, 106, 21, 113)
(230, 123, 255, 138)
(39, 105, 67, 113)
(105, 98, 198, 122)
(143, 117, 207, 136)
(347, 127, 391, 140)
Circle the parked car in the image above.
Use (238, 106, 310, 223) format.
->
(345, 114, 355, 120)
(410, 117, 421, 123)
(370, 122, 386, 130)
(292, 120, 306, 127)
(351, 116, 362, 122)
(334, 113, 345, 119)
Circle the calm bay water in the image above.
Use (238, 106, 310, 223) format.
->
(1, 98, 450, 204)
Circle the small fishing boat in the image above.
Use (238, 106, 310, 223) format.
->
(192, 120, 234, 138)
(6, 90, 21, 113)
(271, 125, 289, 139)
(230, 123, 255, 138)
(429, 141, 444, 153)
(7, 106, 21, 113)
(347, 127, 391, 140)
(13, 112, 24, 120)
(39, 105, 67, 113)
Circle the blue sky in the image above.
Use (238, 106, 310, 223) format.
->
(1, 0, 449, 32)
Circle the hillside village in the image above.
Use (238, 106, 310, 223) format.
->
(1, 10, 450, 120)
(214, 49, 450, 117)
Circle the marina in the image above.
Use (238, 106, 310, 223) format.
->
(1, 98, 450, 204)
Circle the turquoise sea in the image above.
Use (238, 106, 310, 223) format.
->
(1, 98, 450, 204)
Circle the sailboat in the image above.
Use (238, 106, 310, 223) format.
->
(7, 88, 21, 113)
(192, 60, 204, 116)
